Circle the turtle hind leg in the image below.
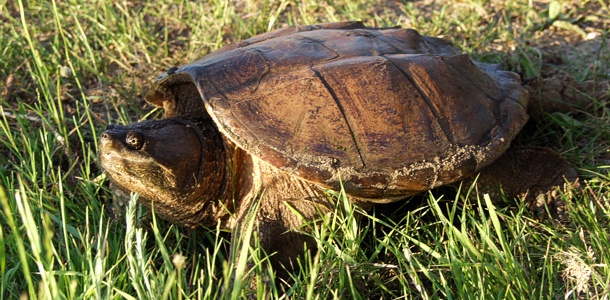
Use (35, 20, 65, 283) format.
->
(464, 147, 579, 220)
(524, 67, 610, 118)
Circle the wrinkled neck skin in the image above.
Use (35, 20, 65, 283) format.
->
(158, 119, 257, 229)
(184, 123, 253, 229)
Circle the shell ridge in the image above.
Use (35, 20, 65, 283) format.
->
(471, 61, 526, 108)
(310, 66, 367, 168)
(376, 34, 408, 54)
(244, 48, 271, 95)
(441, 55, 504, 146)
(294, 35, 341, 61)
(444, 57, 505, 104)
(382, 55, 456, 144)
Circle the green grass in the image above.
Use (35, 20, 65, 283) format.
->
(1, 0, 609, 298)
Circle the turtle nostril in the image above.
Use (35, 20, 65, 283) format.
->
(125, 131, 145, 150)
(101, 132, 110, 140)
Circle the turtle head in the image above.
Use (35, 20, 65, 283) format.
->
(99, 118, 227, 228)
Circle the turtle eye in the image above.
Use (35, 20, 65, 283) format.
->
(125, 131, 144, 150)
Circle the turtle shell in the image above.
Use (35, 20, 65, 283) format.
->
(146, 21, 529, 200)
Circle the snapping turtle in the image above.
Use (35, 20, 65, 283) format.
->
(99, 21, 577, 273)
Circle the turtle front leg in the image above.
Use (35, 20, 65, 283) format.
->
(463, 147, 579, 220)
(229, 159, 333, 285)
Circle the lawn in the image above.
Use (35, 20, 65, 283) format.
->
(1, 0, 609, 299)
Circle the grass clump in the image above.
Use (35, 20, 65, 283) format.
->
(1, 0, 609, 299)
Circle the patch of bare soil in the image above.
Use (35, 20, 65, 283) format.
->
(530, 26, 609, 78)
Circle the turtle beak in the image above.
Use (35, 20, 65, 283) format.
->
(100, 124, 121, 143)
(99, 126, 121, 151)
